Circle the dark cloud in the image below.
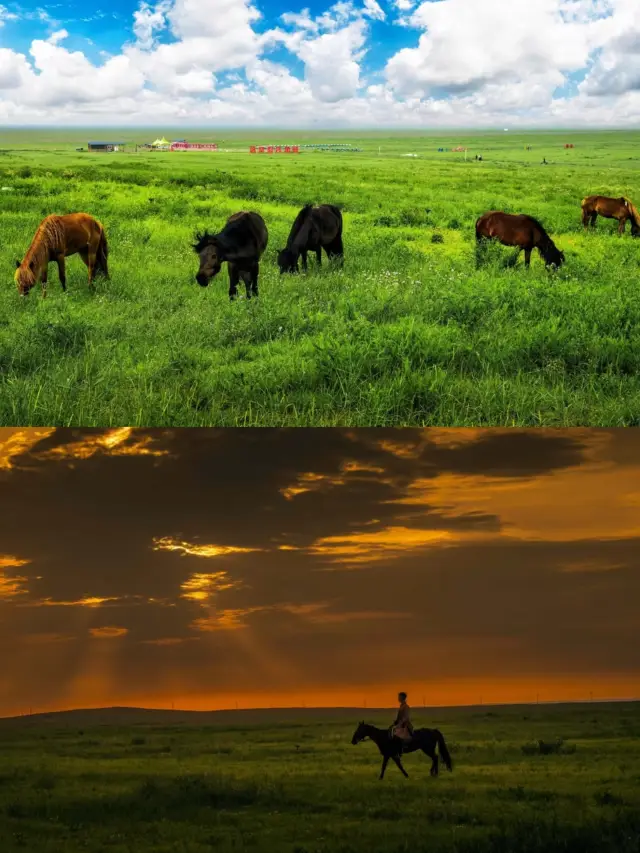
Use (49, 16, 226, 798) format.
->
(0, 428, 638, 714)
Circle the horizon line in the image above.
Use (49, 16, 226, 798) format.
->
(4, 696, 639, 721)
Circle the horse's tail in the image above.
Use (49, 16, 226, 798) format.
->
(96, 225, 109, 277)
(435, 729, 452, 771)
(334, 206, 343, 239)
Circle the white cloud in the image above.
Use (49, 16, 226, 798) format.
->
(362, 0, 385, 22)
(295, 20, 367, 102)
(47, 29, 69, 46)
(0, 5, 19, 27)
(386, 0, 595, 98)
(0, 0, 639, 125)
(133, 0, 172, 51)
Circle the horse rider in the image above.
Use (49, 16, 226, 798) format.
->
(391, 691, 414, 745)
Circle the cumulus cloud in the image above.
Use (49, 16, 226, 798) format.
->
(0, 0, 639, 124)
(133, 0, 172, 51)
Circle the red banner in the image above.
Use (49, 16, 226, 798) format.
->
(250, 146, 300, 154)
(170, 143, 218, 151)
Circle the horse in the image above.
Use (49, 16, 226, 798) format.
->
(15, 213, 109, 297)
(581, 195, 640, 236)
(351, 721, 453, 781)
(277, 204, 343, 274)
(475, 211, 565, 269)
(193, 211, 268, 300)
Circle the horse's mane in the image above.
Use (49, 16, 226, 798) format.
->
(525, 214, 549, 236)
(192, 230, 216, 253)
(286, 204, 314, 249)
(22, 215, 65, 268)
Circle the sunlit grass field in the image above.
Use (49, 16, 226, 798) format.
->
(1, 702, 639, 853)
(1, 129, 640, 426)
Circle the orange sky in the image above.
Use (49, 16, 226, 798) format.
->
(1, 427, 639, 717)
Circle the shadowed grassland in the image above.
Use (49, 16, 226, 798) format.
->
(0, 702, 639, 852)
(1, 130, 640, 425)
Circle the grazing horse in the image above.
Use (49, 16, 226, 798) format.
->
(193, 211, 268, 300)
(15, 213, 109, 296)
(581, 195, 640, 236)
(475, 211, 565, 269)
(351, 722, 453, 781)
(277, 204, 343, 273)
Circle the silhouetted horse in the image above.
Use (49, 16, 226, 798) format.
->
(351, 722, 453, 781)
(277, 204, 343, 273)
(581, 195, 640, 236)
(15, 213, 108, 296)
(475, 211, 565, 269)
(193, 211, 268, 300)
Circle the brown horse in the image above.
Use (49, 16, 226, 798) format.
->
(193, 211, 268, 300)
(277, 204, 343, 273)
(581, 195, 640, 236)
(476, 211, 565, 269)
(15, 213, 108, 297)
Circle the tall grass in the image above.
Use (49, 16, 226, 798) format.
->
(1, 130, 640, 425)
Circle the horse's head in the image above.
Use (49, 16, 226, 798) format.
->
(193, 231, 223, 287)
(544, 243, 565, 269)
(351, 721, 368, 745)
(14, 259, 37, 296)
(277, 248, 298, 274)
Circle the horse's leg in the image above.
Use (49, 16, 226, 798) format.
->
(316, 247, 322, 267)
(619, 217, 626, 236)
(392, 756, 409, 778)
(301, 251, 308, 273)
(228, 263, 239, 300)
(524, 248, 532, 268)
(239, 268, 253, 300)
(77, 248, 90, 291)
(506, 247, 521, 268)
(590, 212, 597, 228)
(56, 255, 67, 292)
(86, 243, 98, 288)
(475, 236, 487, 268)
(379, 756, 389, 780)
(331, 235, 344, 266)
(252, 262, 259, 298)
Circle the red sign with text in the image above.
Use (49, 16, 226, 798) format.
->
(170, 143, 218, 151)
(250, 146, 300, 154)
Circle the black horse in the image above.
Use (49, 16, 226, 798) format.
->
(277, 204, 343, 273)
(351, 722, 453, 780)
(193, 211, 268, 300)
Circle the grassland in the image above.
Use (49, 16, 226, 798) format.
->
(1, 702, 639, 852)
(1, 129, 640, 426)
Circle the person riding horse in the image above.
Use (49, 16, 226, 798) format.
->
(390, 691, 414, 748)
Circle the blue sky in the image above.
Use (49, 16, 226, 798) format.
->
(0, 0, 638, 126)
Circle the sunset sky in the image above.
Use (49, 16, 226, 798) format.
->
(1, 427, 639, 717)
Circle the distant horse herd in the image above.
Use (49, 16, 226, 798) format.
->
(13, 195, 640, 299)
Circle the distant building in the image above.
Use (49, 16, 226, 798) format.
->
(88, 141, 125, 152)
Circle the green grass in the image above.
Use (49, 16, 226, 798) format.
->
(1, 129, 640, 425)
(1, 702, 639, 852)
